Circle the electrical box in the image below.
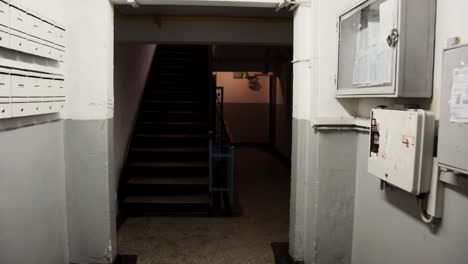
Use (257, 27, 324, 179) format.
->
(438, 44, 468, 175)
(368, 109, 435, 194)
(336, 0, 436, 98)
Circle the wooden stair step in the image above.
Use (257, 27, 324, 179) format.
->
(142, 109, 198, 113)
(129, 161, 208, 168)
(144, 100, 201, 104)
(159, 58, 194, 62)
(159, 50, 195, 55)
(119, 46, 213, 216)
(124, 195, 210, 205)
(139, 121, 204, 125)
(150, 90, 193, 94)
(135, 133, 206, 139)
(131, 147, 207, 153)
(127, 176, 208, 185)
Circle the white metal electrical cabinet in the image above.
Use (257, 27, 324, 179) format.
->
(336, 0, 436, 98)
(368, 109, 435, 194)
(438, 44, 468, 175)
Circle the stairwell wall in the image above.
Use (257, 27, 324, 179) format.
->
(113, 44, 157, 190)
(216, 72, 270, 144)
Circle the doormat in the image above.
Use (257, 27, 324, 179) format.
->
(113, 255, 138, 264)
(271, 242, 303, 264)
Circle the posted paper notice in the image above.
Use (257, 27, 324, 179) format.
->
(450, 66, 468, 123)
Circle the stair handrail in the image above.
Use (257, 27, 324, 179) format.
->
(208, 85, 235, 210)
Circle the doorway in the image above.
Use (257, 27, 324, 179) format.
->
(113, 5, 294, 263)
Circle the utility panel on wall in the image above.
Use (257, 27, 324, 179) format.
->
(336, 0, 436, 98)
(0, 0, 66, 119)
(438, 44, 468, 175)
(368, 109, 435, 195)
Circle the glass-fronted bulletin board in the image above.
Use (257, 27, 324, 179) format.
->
(336, 0, 436, 98)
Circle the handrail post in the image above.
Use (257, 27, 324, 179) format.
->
(208, 131, 213, 195)
(229, 146, 235, 207)
(211, 85, 235, 212)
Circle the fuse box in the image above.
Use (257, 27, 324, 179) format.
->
(368, 109, 435, 194)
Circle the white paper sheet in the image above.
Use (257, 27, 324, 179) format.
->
(368, 21, 380, 46)
(380, 0, 395, 41)
(352, 0, 395, 87)
(449, 66, 468, 123)
(352, 43, 393, 86)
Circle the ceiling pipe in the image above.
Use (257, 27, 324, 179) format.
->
(110, 0, 281, 8)
(276, 0, 310, 12)
(127, 0, 139, 8)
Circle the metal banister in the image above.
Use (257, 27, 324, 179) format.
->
(208, 84, 235, 209)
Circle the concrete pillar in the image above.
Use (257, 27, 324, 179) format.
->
(289, 1, 317, 261)
(64, 0, 116, 263)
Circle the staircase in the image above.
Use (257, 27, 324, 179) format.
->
(119, 45, 211, 216)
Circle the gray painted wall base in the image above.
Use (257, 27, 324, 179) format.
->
(352, 133, 468, 264)
(65, 119, 116, 264)
(314, 130, 357, 264)
(291, 118, 358, 264)
(290, 118, 310, 260)
(293, 124, 468, 264)
(0, 121, 68, 264)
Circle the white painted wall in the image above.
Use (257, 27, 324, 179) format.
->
(0, 1, 151, 263)
(289, 3, 314, 260)
(65, 0, 114, 120)
(0, 1, 68, 263)
(302, 0, 468, 122)
(216, 72, 271, 143)
(429, 0, 468, 117)
(62, 1, 117, 262)
(113, 43, 156, 185)
(11, 0, 64, 23)
(216, 72, 270, 103)
(291, 3, 314, 121)
(352, 1, 468, 264)
(290, 0, 468, 263)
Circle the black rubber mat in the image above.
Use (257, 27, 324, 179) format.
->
(114, 255, 137, 264)
(271, 242, 294, 264)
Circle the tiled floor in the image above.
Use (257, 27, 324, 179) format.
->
(118, 147, 291, 264)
